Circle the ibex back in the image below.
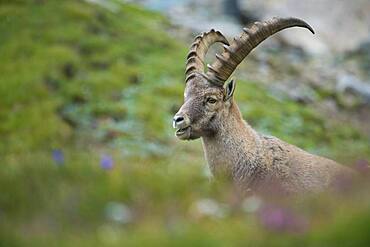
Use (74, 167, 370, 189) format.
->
(173, 17, 354, 195)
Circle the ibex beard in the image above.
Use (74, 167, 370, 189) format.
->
(173, 17, 355, 195)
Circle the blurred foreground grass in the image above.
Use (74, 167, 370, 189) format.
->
(0, 0, 369, 246)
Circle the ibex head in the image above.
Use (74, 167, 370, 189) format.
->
(173, 17, 314, 140)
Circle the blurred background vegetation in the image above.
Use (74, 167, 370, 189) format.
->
(0, 0, 369, 246)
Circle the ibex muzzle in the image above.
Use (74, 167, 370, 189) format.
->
(173, 112, 191, 139)
(173, 17, 355, 195)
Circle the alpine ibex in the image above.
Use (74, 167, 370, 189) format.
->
(173, 17, 354, 195)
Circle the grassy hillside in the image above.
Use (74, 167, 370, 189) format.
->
(0, 0, 369, 246)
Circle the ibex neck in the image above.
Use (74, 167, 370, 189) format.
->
(201, 101, 260, 177)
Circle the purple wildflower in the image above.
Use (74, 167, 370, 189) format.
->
(258, 205, 309, 234)
(91, 120, 98, 129)
(52, 149, 64, 165)
(355, 159, 369, 174)
(100, 154, 114, 170)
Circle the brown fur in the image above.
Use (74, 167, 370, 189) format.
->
(174, 76, 354, 195)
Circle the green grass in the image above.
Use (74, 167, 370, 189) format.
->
(0, 0, 369, 246)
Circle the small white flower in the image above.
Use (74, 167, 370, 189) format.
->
(191, 198, 228, 218)
(105, 202, 133, 224)
(242, 195, 262, 213)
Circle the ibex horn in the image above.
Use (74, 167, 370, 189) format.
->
(185, 29, 229, 83)
(206, 17, 315, 85)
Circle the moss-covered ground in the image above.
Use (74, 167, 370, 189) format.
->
(0, 0, 369, 246)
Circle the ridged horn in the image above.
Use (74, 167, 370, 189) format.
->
(206, 17, 315, 85)
(185, 29, 229, 83)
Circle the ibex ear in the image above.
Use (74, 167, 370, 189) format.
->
(225, 79, 236, 101)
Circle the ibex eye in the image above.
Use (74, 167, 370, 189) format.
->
(207, 97, 217, 104)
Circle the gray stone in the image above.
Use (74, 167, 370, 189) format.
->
(336, 73, 370, 107)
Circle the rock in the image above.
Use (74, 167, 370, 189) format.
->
(336, 73, 370, 108)
(347, 36, 370, 77)
(132, 0, 370, 56)
(269, 81, 318, 104)
(224, 0, 259, 24)
(240, 0, 370, 54)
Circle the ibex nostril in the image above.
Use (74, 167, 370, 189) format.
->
(173, 116, 185, 128)
(174, 116, 184, 123)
